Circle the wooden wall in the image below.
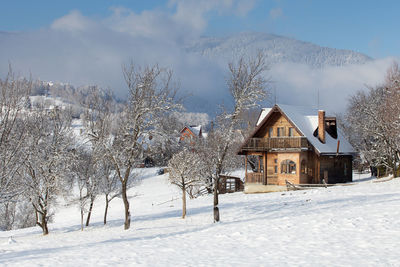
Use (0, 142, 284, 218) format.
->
(260, 151, 353, 185)
(255, 112, 302, 138)
(264, 152, 302, 185)
(319, 155, 353, 183)
(179, 128, 195, 142)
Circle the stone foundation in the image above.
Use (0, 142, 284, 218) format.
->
(244, 184, 287, 194)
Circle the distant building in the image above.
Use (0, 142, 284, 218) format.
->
(238, 104, 355, 191)
(179, 125, 204, 144)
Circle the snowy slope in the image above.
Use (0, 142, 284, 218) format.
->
(1, 170, 400, 266)
(186, 32, 372, 68)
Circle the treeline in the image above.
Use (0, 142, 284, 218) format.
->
(0, 52, 269, 234)
(343, 62, 400, 177)
(0, 63, 182, 233)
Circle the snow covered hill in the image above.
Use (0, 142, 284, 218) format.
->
(1, 170, 400, 266)
(186, 32, 372, 68)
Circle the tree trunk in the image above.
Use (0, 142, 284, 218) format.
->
(122, 181, 131, 230)
(182, 185, 186, 219)
(81, 207, 84, 231)
(3, 203, 13, 231)
(85, 196, 95, 227)
(393, 159, 398, 178)
(41, 210, 49, 235)
(33, 205, 49, 235)
(213, 177, 220, 222)
(104, 194, 109, 225)
(42, 219, 49, 235)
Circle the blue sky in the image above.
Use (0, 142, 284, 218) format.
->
(1, 0, 399, 58)
(0, 0, 398, 113)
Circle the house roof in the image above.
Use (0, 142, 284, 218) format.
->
(256, 108, 272, 126)
(189, 125, 202, 136)
(180, 125, 202, 137)
(252, 104, 355, 155)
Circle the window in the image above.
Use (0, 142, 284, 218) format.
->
(269, 127, 273, 137)
(277, 127, 285, 137)
(273, 159, 278, 174)
(301, 160, 307, 174)
(281, 160, 296, 174)
(289, 127, 294, 137)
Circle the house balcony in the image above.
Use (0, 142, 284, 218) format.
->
(241, 137, 309, 152)
(245, 172, 278, 185)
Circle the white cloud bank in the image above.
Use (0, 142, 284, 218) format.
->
(270, 57, 395, 113)
(0, 2, 395, 114)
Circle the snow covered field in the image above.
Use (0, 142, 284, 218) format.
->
(1, 169, 400, 266)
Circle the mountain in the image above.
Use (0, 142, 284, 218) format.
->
(186, 32, 372, 68)
(0, 31, 376, 115)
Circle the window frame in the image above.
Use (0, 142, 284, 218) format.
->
(289, 127, 294, 137)
(281, 159, 296, 174)
(277, 127, 285, 137)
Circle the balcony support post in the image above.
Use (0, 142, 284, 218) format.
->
(245, 155, 248, 182)
(263, 152, 267, 185)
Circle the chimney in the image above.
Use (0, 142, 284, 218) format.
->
(318, 110, 326, 144)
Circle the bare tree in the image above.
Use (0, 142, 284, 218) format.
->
(383, 62, 400, 176)
(75, 163, 89, 231)
(80, 86, 120, 226)
(0, 66, 32, 230)
(106, 62, 181, 230)
(168, 149, 205, 218)
(83, 65, 181, 230)
(23, 107, 73, 235)
(197, 52, 269, 222)
(99, 158, 121, 225)
(148, 112, 183, 166)
(71, 148, 102, 229)
(0, 66, 31, 204)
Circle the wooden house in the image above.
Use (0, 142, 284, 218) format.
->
(179, 125, 203, 144)
(238, 104, 355, 190)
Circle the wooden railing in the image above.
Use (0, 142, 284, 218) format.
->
(246, 172, 264, 184)
(242, 137, 308, 151)
(245, 173, 280, 185)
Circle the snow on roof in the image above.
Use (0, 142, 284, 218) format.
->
(188, 125, 202, 137)
(263, 104, 355, 155)
(256, 108, 272, 126)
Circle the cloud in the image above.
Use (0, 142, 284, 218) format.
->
(269, 57, 395, 113)
(169, 0, 256, 31)
(105, 7, 196, 43)
(0, 4, 394, 116)
(269, 7, 283, 20)
(51, 10, 96, 32)
(235, 0, 257, 16)
(0, 8, 231, 112)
